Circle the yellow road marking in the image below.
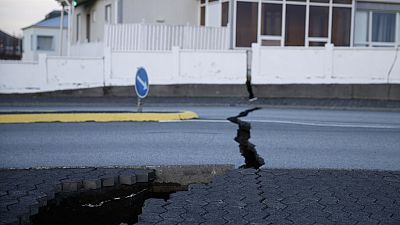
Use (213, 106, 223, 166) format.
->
(0, 111, 198, 124)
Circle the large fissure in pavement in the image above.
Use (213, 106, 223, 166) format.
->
(227, 107, 265, 169)
(31, 183, 185, 225)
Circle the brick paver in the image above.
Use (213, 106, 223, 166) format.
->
(0, 168, 155, 225)
(138, 169, 400, 225)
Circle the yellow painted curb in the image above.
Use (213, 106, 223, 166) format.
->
(0, 111, 198, 124)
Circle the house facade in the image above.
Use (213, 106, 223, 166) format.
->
(66, 0, 400, 49)
(22, 11, 68, 61)
(71, 0, 199, 44)
(230, 0, 400, 48)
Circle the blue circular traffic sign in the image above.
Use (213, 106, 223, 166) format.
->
(135, 67, 149, 98)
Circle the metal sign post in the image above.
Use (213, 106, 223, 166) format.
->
(137, 98, 143, 112)
(135, 67, 149, 112)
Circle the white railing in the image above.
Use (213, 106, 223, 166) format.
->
(105, 23, 229, 51)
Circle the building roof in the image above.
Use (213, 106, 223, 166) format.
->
(0, 30, 20, 41)
(23, 11, 68, 30)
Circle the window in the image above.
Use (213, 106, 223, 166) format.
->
(221, 2, 229, 27)
(260, 3, 282, 46)
(236, 2, 258, 47)
(261, 40, 280, 46)
(308, 6, 329, 46)
(354, 2, 400, 47)
(105, 4, 112, 23)
(76, 14, 81, 41)
(261, 3, 282, 36)
(285, 5, 306, 46)
(36, 36, 53, 51)
(398, 15, 400, 46)
(309, 6, 329, 38)
(117, 0, 122, 23)
(86, 14, 91, 42)
(31, 35, 34, 50)
(200, 6, 205, 26)
(372, 13, 396, 43)
(333, 0, 352, 4)
(332, 7, 351, 46)
(354, 11, 368, 46)
(355, 10, 399, 47)
(234, 0, 354, 47)
(311, 0, 329, 2)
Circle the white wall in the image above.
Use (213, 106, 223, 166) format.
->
(0, 48, 246, 93)
(109, 51, 175, 85)
(3, 44, 399, 94)
(0, 56, 46, 93)
(108, 47, 247, 86)
(251, 44, 400, 84)
(333, 48, 400, 83)
(179, 50, 246, 84)
(70, 42, 104, 57)
(122, 0, 199, 25)
(0, 54, 104, 93)
(46, 57, 104, 89)
(206, 2, 221, 27)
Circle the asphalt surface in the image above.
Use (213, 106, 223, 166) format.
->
(1, 105, 400, 170)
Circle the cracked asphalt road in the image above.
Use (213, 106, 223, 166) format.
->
(138, 169, 400, 225)
(1, 108, 400, 170)
(1, 99, 400, 224)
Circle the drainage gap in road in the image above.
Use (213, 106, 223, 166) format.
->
(31, 183, 186, 225)
(227, 107, 265, 169)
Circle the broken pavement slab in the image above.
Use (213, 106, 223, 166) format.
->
(0, 111, 198, 124)
(0, 165, 234, 225)
(0, 168, 156, 225)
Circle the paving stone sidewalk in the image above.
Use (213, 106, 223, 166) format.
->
(138, 169, 400, 225)
(0, 167, 155, 225)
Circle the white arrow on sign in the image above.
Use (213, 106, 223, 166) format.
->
(137, 76, 148, 91)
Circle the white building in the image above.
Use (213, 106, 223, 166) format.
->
(69, 0, 199, 44)
(22, 11, 68, 61)
(2, 0, 397, 98)
(61, 0, 400, 49)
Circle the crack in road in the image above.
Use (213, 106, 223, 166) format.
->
(227, 108, 265, 169)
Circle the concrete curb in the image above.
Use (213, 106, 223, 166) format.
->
(0, 111, 198, 124)
(2, 84, 399, 100)
(148, 164, 235, 185)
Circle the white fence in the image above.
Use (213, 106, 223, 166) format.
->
(251, 44, 400, 84)
(105, 23, 229, 51)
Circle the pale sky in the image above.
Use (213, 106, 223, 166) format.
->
(0, 0, 61, 37)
